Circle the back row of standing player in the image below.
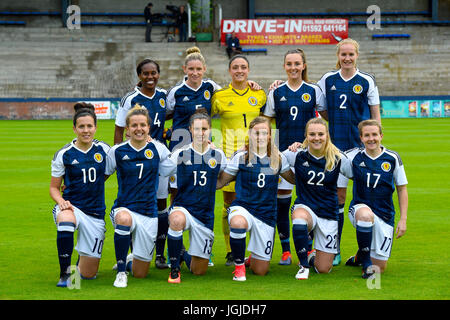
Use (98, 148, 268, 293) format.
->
(50, 38, 408, 287)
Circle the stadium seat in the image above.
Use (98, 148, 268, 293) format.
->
(350, 20, 450, 25)
(254, 11, 430, 17)
(0, 11, 60, 16)
(0, 20, 26, 25)
(241, 48, 267, 55)
(372, 34, 411, 40)
(80, 21, 176, 27)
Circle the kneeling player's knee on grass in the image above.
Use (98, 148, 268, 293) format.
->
(356, 208, 374, 223)
(230, 215, 247, 229)
(371, 259, 387, 273)
(192, 267, 207, 276)
(115, 211, 132, 226)
(252, 266, 269, 276)
(80, 268, 97, 279)
(169, 212, 185, 230)
(315, 264, 332, 274)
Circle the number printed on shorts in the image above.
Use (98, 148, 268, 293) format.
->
(325, 234, 337, 250)
(380, 236, 392, 252)
(265, 240, 273, 255)
(203, 238, 213, 254)
(92, 238, 104, 254)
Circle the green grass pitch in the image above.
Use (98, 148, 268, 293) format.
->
(0, 118, 449, 300)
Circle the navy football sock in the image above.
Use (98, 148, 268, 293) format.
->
(182, 251, 192, 271)
(337, 204, 345, 254)
(292, 219, 309, 267)
(356, 220, 374, 269)
(277, 196, 292, 253)
(308, 231, 314, 252)
(230, 228, 246, 265)
(167, 228, 183, 270)
(56, 222, 75, 276)
(156, 209, 169, 257)
(114, 224, 131, 273)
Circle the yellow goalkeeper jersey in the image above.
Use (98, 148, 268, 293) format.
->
(212, 83, 266, 157)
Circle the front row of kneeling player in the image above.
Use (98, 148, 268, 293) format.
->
(50, 103, 408, 287)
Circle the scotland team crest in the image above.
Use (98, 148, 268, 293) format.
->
(94, 153, 103, 163)
(248, 97, 257, 106)
(208, 158, 217, 168)
(204, 90, 211, 100)
(381, 161, 391, 172)
(353, 84, 363, 94)
(159, 98, 165, 108)
(145, 149, 154, 159)
(301, 93, 311, 103)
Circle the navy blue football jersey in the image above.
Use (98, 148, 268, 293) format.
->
(345, 147, 408, 226)
(264, 81, 325, 151)
(115, 87, 168, 143)
(171, 144, 227, 230)
(317, 69, 380, 151)
(51, 139, 110, 219)
(283, 148, 351, 220)
(166, 78, 221, 150)
(225, 151, 290, 227)
(106, 140, 176, 216)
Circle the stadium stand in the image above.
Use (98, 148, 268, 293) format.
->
(0, 0, 449, 101)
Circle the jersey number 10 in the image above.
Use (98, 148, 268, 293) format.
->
(81, 168, 96, 183)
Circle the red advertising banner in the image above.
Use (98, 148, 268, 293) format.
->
(221, 19, 348, 45)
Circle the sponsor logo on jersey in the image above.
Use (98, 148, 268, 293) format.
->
(204, 90, 211, 100)
(183, 96, 190, 102)
(359, 161, 366, 167)
(381, 161, 391, 172)
(280, 96, 287, 101)
(71, 159, 79, 165)
(353, 84, 363, 94)
(122, 155, 130, 160)
(228, 101, 234, 106)
(94, 153, 103, 163)
(301, 93, 312, 103)
(145, 149, 153, 159)
(159, 98, 165, 108)
(208, 158, 217, 168)
(302, 161, 309, 167)
(248, 96, 258, 106)
(330, 85, 337, 91)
